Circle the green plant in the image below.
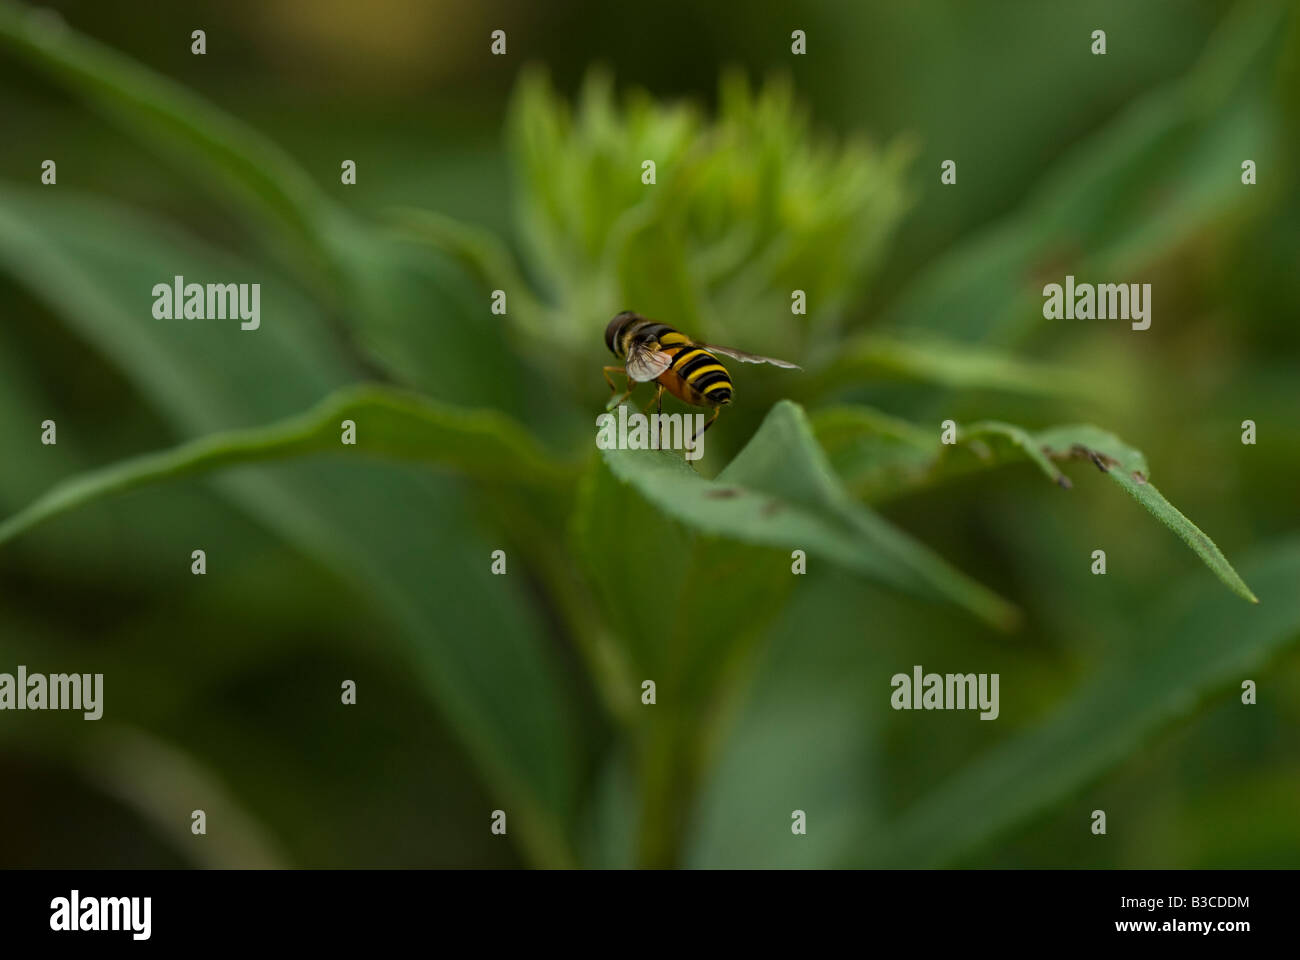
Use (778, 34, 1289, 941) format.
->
(1, 0, 1296, 868)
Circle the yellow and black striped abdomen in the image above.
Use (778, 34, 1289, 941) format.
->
(666, 345, 733, 406)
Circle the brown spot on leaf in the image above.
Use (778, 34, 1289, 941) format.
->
(1068, 443, 1117, 473)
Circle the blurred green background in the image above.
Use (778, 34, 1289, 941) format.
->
(1, 0, 1298, 868)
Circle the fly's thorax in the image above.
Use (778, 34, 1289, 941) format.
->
(605, 311, 642, 356)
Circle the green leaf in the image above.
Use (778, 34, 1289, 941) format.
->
(0, 4, 542, 411)
(600, 400, 1019, 630)
(684, 571, 885, 868)
(383, 206, 552, 339)
(335, 227, 548, 414)
(0, 384, 573, 547)
(810, 405, 951, 500)
(583, 399, 1021, 863)
(0, 321, 83, 503)
(0, 0, 347, 287)
(885, 0, 1287, 345)
(0, 186, 351, 429)
(0, 722, 288, 868)
(1037, 425, 1258, 604)
(0, 186, 581, 867)
(815, 410, 1075, 502)
(812, 407, 1258, 603)
(817, 332, 1104, 401)
(571, 456, 795, 865)
(861, 536, 1300, 867)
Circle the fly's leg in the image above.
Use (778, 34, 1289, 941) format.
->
(641, 383, 664, 414)
(604, 365, 635, 409)
(689, 407, 720, 447)
(642, 384, 665, 446)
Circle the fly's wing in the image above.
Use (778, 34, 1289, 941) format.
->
(625, 343, 673, 382)
(698, 342, 801, 369)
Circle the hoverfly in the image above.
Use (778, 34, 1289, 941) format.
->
(603, 311, 800, 440)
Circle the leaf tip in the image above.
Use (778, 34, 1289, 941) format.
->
(1229, 577, 1259, 605)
